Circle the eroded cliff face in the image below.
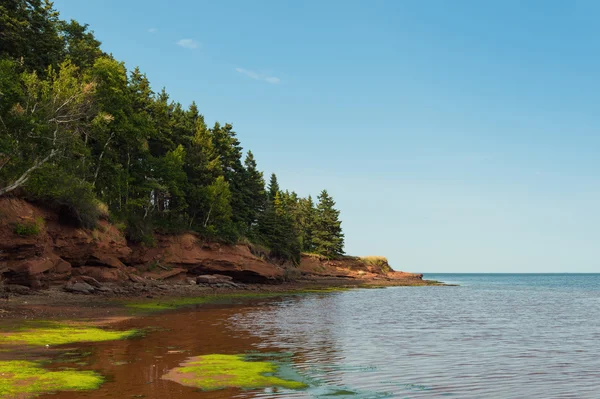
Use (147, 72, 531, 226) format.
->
(298, 254, 423, 281)
(0, 198, 416, 290)
(0, 198, 283, 288)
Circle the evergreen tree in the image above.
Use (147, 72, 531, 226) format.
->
(298, 195, 317, 252)
(0, 1, 347, 258)
(243, 151, 266, 232)
(267, 173, 280, 202)
(60, 20, 103, 69)
(312, 190, 345, 257)
(0, 0, 64, 72)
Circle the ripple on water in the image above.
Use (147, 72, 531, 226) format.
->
(227, 275, 600, 398)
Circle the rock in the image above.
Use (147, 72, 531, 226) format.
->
(7, 285, 31, 295)
(54, 259, 72, 274)
(78, 276, 102, 288)
(64, 281, 95, 294)
(129, 274, 146, 284)
(196, 274, 234, 284)
(128, 234, 284, 283)
(71, 266, 121, 282)
(96, 286, 113, 293)
(88, 253, 125, 268)
(8, 256, 57, 275)
(143, 267, 186, 281)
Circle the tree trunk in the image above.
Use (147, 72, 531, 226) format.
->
(0, 150, 57, 196)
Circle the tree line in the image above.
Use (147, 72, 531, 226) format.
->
(0, 0, 345, 263)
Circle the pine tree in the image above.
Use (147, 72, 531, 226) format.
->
(312, 190, 345, 258)
(0, 2, 347, 254)
(298, 195, 317, 252)
(243, 151, 266, 232)
(267, 173, 280, 203)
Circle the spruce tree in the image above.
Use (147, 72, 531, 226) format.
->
(267, 173, 280, 202)
(0, 1, 347, 253)
(243, 151, 266, 232)
(312, 190, 345, 257)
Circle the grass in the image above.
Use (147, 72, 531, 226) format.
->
(359, 256, 392, 273)
(0, 321, 139, 347)
(162, 354, 306, 391)
(301, 252, 329, 260)
(0, 360, 103, 397)
(13, 217, 45, 237)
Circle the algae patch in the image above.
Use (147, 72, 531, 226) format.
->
(162, 354, 307, 391)
(126, 289, 350, 313)
(0, 360, 102, 397)
(0, 322, 139, 347)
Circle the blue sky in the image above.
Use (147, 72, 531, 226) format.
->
(53, 0, 600, 273)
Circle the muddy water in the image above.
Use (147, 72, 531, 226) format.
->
(13, 275, 600, 398)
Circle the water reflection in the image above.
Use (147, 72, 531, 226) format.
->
(31, 275, 600, 399)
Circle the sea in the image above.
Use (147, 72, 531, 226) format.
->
(33, 274, 600, 399)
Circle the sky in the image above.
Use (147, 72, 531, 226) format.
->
(52, 0, 600, 273)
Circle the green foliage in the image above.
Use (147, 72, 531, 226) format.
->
(13, 217, 44, 236)
(311, 190, 345, 258)
(0, 1, 347, 256)
(26, 165, 101, 228)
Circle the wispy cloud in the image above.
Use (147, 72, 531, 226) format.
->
(177, 39, 200, 49)
(148, 28, 158, 33)
(235, 68, 280, 84)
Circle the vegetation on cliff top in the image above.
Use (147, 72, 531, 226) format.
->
(0, 0, 345, 262)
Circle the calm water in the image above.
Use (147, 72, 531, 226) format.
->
(36, 274, 600, 398)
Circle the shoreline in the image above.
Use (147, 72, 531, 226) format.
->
(0, 276, 445, 323)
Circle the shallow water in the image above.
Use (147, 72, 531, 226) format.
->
(14, 275, 600, 398)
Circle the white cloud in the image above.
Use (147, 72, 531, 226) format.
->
(264, 76, 281, 84)
(235, 68, 280, 84)
(148, 28, 158, 33)
(177, 39, 199, 49)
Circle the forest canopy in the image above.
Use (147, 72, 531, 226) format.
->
(0, 0, 345, 262)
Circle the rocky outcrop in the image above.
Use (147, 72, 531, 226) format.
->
(0, 198, 415, 292)
(128, 234, 283, 282)
(298, 254, 422, 281)
(0, 198, 284, 289)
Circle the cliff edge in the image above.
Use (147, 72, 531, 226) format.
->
(0, 198, 422, 291)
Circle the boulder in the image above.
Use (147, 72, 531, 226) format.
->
(64, 280, 95, 294)
(71, 266, 121, 282)
(77, 275, 102, 288)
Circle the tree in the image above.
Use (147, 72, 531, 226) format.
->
(243, 151, 266, 232)
(0, 60, 97, 195)
(60, 20, 103, 70)
(0, 1, 347, 252)
(312, 190, 345, 257)
(297, 195, 317, 252)
(258, 191, 301, 264)
(0, 0, 64, 72)
(267, 173, 280, 202)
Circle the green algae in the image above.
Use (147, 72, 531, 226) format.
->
(0, 360, 103, 398)
(126, 288, 351, 313)
(0, 322, 139, 347)
(162, 354, 307, 391)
